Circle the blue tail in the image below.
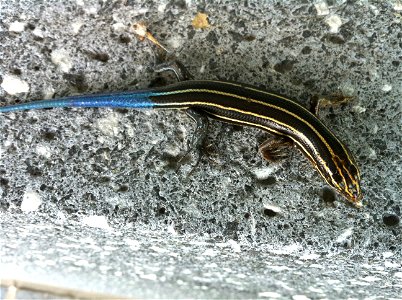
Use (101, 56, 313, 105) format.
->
(0, 91, 155, 112)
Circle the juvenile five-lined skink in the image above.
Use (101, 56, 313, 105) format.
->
(0, 79, 362, 207)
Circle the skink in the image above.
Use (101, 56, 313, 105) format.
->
(0, 79, 362, 207)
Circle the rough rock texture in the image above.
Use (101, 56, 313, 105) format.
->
(0, 0, 401, 298)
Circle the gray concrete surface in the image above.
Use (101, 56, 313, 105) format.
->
(1, 0, 401, 299)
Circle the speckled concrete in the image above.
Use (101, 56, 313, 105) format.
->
(0, 0, 401, 299)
